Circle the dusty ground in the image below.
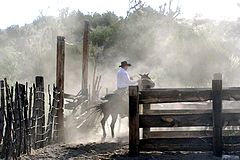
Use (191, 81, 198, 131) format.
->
(20, 141, 239, 160)
(20, 117, 240, 160)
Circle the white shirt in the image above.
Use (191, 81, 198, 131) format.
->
(117, 67, 137, 89)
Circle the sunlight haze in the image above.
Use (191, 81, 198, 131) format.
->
(0, 0, 239, 28)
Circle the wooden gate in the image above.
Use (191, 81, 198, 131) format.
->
(129, 73, 240, 156)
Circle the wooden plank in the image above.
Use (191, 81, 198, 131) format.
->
(129, 86, 139, 156)
(139, 138, 212, 151)
(223, 87, 240, 101)
(28, 87, 33, 153)
(139, 114, 212, 127)
(31, 84, 37, 149)
(139, 136, 240, 152)
(148, 129, 240, 138)
(224, 136, 240, 144)
(145, 109, 240, 115)
(52, 85, 59, 143)
(224, 145, 240, 151)
(143, 87, 240, 93)
(139, 88, 212, 104)
(46, 85, 53, 145)
(148, 88, 210, 91)
(145, 109, 211, 115)
(0, 80, 5, 144)
(82, 21, 89, 96)
(24, 83, 29, 154)
(56, 36, 65, 142)
(1, 79, 14, 159)
(142, 82, 152, 138)
(19, 84, 28, 154)
(148, 130, 212, 138)
(139, 87, 240, 104)
(64, 93, 79, 99)
(140, 112, 240, 127)
(212, 74, 223, 156)
(224, 136, 240, 151)
(14, 82, 23, 156)
(35, 76, 45, 148)
(224, 113, 240, 126)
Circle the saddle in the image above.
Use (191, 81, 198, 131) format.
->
(101, 89, 128, 102)
(101, 93, 115, 100)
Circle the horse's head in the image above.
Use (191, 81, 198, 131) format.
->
(138, 73, 155, 90)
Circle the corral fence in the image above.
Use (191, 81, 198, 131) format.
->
(129, 73, 240, 157)
(0, 31, 91, 159)
(0, 76, 61, 159)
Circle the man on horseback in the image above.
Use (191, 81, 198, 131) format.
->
(116, 61, 138, 99)
(99, 62, 155, 139)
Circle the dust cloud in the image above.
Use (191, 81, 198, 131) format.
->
(1, 1, 240, 144)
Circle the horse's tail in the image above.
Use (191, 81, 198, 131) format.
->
(76, 102, 107, 129)
(94, 102, 108, 115)
(83, 101, 108, 119)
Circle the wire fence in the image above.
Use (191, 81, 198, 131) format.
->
(0, 77, 60, 159)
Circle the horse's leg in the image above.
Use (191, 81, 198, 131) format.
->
(101, 113, 109, 141)
(110, 113, 118, 138)
(117, 115, 121, 134)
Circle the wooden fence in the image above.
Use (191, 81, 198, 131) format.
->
(0, 76, 60, 159)
(129, 73, 240, 157)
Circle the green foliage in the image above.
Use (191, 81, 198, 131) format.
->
(91, 12, 119, 28)
(90, 26, 116, 47)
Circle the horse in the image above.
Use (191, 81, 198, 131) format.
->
(98, 73, 155, 140)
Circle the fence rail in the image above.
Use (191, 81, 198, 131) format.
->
(129, 73, 240, 157)
(139, 87, 240, 104)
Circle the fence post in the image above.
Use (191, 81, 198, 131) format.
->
(18, 84, 26, 154)
(31, 84, 37, 149)
(142, 84, 151, 138)
(14, 82, 22, 156)
(0, 80, 5, 144)
(82, 21, 89, 97)
(52, 85, 59, 143)
(212, 73, 223, 156)
(35, 76, 45, 148)
(129, 86, 139, 156)
(56, 36, 65, 142)
(28, 87, 33, 153)
(23, 83, 29, 154)
(1, 79, 13, 159)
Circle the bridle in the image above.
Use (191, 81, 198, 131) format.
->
(138, 76, 155, 90)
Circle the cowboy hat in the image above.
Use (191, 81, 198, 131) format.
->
(119, 61, 132, 67)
